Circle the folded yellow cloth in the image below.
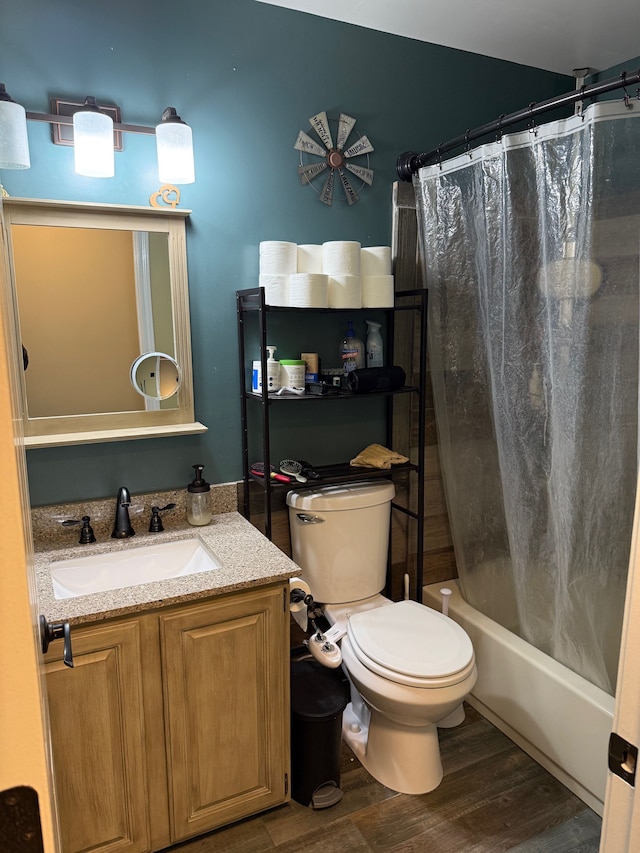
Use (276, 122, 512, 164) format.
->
(350, 443, 409, 469)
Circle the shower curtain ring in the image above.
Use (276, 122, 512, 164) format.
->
(464, 131, 473, 158)
(527, 103, 538, 136)
(578, 85, 587, 120)
(619, 71, 633, 108)
(436, 145, 443, 169)
(495, 114, 505, 142)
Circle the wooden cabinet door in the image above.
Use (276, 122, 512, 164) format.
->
(160, 584, 289, 842)
(44, 619, 151, 853)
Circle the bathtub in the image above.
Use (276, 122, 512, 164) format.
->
(423, 580, 614, 815)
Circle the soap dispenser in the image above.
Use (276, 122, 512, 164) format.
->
(266, 345, 281, 391)
(340, 321, 364, 373)
(186, 464, 212, 526)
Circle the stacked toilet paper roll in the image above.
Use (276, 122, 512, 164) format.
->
(258, 273, 289, 306)
(289, 577, 312, 631)
(361, 246, 392, 276)
(259, 241, 297, 274)
(328, 274, 362, 309)
(361, 245, 394, 307)
(362, 275, 394, 307)
(297, 244, 323, 274)
(322, 241, 361, 275)
(288, 273, 329, 308)
(323, 241, 362, 308)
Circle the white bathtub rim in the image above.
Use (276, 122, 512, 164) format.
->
(426, 581, 614, 713)
(423, 579, 614, 817)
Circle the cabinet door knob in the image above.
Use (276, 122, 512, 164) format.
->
(39, 615, 74, 668)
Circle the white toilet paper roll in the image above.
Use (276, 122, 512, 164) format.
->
(259, 273, 289, 306)
(289, 577, 312, 632)
(288, 273, 329, 308)
(259, 241, 297, 275)
(328, 274, 362, 309)
(297, 244, 323, 273)
(362, 274, 395, 308)
(322, 241, 362, 276)
(361, 246, 392, 276)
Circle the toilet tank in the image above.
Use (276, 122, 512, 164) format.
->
(286, 480, 395, 604)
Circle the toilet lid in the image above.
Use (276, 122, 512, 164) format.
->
(347, 600, 474, 680)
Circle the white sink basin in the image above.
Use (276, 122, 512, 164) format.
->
(50, 537, 221, 600)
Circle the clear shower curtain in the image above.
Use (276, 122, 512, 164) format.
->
(415, 100, 639, 694)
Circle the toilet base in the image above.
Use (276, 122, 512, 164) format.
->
(342, 702, 444, 794)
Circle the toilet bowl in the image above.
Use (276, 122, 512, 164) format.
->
(324, 596, 477, 793)
(287, 482, 477, 795)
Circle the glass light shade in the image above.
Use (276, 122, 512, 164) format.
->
(156, 119, 195, 184)
(0, 98, 30, 169)
(73, 108, 114, 177)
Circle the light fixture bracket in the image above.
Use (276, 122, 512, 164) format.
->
(49, 97, 123, 150)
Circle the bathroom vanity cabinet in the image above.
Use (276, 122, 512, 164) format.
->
(43, 582, 289, 853)
(236, 286, 427, 597)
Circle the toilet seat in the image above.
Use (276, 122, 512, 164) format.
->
(347, 600, 475, 688)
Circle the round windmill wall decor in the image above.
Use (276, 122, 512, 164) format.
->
(294, 111, 374, 206)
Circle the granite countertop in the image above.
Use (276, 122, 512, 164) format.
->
(35, 511, 301, 625)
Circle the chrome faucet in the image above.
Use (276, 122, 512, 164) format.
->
(111, 486, 135, 539)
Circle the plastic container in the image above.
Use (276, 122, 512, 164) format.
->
(366, 320, 383, 367)
(186, 464, 212, 526)
(251, 360, 262, 393)
(280, 359, 306, 389)
(339, 321, 364, 373)
(301, 352, 319, 384)
(290, 658, 350, 809)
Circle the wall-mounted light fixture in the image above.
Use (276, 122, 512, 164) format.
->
(0, 84, 195, 183)
(0, 84, 31, 169)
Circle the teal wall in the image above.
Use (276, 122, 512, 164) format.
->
(0, 0, 575, 505)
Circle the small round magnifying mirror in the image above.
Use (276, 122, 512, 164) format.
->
(130, 352, 182, 401)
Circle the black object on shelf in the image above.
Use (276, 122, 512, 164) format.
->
(346, 365, 406, 393)
(290, 658, 350, 809)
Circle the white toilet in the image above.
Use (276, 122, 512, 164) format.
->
(287, 480, 477, 795)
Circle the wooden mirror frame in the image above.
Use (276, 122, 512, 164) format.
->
(2, 197, 206, 447)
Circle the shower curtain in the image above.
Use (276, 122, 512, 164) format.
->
(415, 99, 639, 694)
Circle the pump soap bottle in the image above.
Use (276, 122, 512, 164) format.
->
(186, 464, 212, 526)
(266, 346, 281, 391)
(340, 321, 364, 373)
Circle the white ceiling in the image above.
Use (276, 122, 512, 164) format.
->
(256, 0, 640, 76)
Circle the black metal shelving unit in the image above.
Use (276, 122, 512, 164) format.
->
(236, 286, 428, 600)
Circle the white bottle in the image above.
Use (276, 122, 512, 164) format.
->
(366, 321, 383, 367)
(266, 345, 281, 391)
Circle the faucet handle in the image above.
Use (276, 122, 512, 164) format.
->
(149, 503, 177, 533)
(61, 515, 97, 544)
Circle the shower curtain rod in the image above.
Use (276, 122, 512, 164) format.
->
(396, 68, 640, 181)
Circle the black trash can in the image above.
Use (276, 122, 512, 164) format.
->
(290, 658, 350, 809)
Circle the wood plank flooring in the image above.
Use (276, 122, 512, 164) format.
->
(165, 704, 601, 852)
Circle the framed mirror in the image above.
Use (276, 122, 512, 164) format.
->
(3, 197, 206, 447)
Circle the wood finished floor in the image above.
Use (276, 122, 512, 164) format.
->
(166, 704, 601, 853)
